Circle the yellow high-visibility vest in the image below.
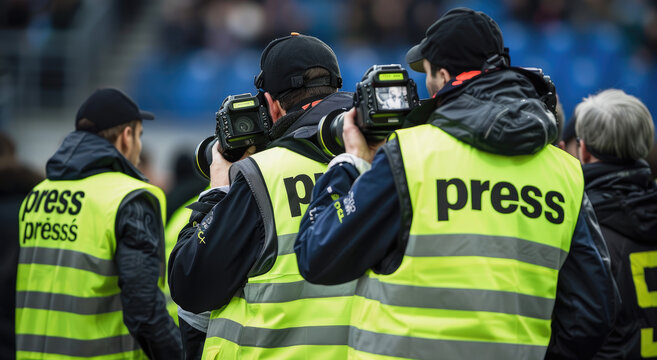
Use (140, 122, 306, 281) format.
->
(162, 184, 211, 325)
(348, 124, 584, 359)
(16, 172, 166, 360)
(202, 147, 356, 359)
(163, 195, 198, 326)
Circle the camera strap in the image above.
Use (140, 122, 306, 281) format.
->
(229, 158, 278, 277)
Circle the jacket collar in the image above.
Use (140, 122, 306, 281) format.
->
(46, 131, 147, 182)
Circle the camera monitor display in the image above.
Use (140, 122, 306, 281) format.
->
(375, 86, 409, 110)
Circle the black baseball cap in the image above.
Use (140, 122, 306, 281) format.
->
(75, 88, 154, 132)
(254, 33, 342, 98)
(406, 8, 509, 75)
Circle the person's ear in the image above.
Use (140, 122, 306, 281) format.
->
(579, 140, 592, 164)
(114, 125, 133, 156)
(438, 68, 452, 84)
(264, 92, 285, 123)
(124, 125, 135, 147)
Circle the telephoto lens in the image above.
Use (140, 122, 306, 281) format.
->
(317, 109, 348, 158)
(193, 136, 217, 180)
(316, 64, 420, 158)
(194, 136, 256, 181)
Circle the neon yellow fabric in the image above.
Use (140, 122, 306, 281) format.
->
(350, 124, 584, 359)
(630, 250, 657, 356)
(15, 349, 146, 360)
(163, 193, 206, 326)
(16, 172, 166, 359)
(631, 251, 657, 308)
(203, 148, 355, 359)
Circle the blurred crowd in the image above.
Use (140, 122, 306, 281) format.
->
(507, 0, 657, 62)
(0, 0, 82, 30)
(123, 0, 657, 122)
(0, 0, 145, 29)
(5, 1, 654, 125)
(155, 0, 657, 60)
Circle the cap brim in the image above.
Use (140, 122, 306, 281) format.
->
(405, 42, 426, 73)
(139, 111, 155, 120)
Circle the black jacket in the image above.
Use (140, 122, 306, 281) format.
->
(0, 164, 42, 360)
(295, 69, 618, 359)
(44, 131, 182, 359)
(586, 160, 657, 359)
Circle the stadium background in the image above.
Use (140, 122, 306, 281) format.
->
(1, 0, 656, 191)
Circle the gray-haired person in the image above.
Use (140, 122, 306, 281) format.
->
(576, 89, 657, 359)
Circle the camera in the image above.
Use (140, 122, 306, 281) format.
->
(318, 64, 420, 157)
(521, 67, 557, 117)
(194, 93, 272, 180)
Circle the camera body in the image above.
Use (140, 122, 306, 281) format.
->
(318, 64, 420, 157)
(194, 93, 272, 180)
(354, 64, 420, 139)
(521, 67, 557, 118)
(216, 93, 271, 156)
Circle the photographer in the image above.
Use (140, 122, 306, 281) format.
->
(168, 33, 356, 358)
(295, 8, 618, 359)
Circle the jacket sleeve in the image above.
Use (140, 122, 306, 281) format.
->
(167, 173, 265, 313)
(115, 193, 182, 359)
(546, 193, 619, 359)
(295, 149, 401, 285)
(177, 308, 210, 360)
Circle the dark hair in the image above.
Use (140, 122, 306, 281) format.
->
(430, 62, 463, 77)
(276, 67, 338, 110)
(76, 118, 139, 144)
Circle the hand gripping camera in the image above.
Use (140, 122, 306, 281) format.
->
(318, 64, 420, 157)
(194, 93, 272, 180)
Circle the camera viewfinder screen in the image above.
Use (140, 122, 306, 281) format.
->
(375, 86, 409, 110)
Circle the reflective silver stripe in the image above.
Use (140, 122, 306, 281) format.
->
(16, 291, 122, 315)
(349, 327, 547, 360)
(242, 280, 356, 303)
(16, 334, 140, 357)
(19, 247, 117, 276)
(406, 234, 567, 269)
(178, 308, 211, 333)
(277, 233, 297, 255)
(207, 318, 349, 347)
(357, 277, 554, 320)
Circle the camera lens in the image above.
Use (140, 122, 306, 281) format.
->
(233, 115, 255, 134)
(317, 109, 347, 158)
(193, 136, 217, 180)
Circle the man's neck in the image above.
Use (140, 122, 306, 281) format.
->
(285, 94, 328, 113)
